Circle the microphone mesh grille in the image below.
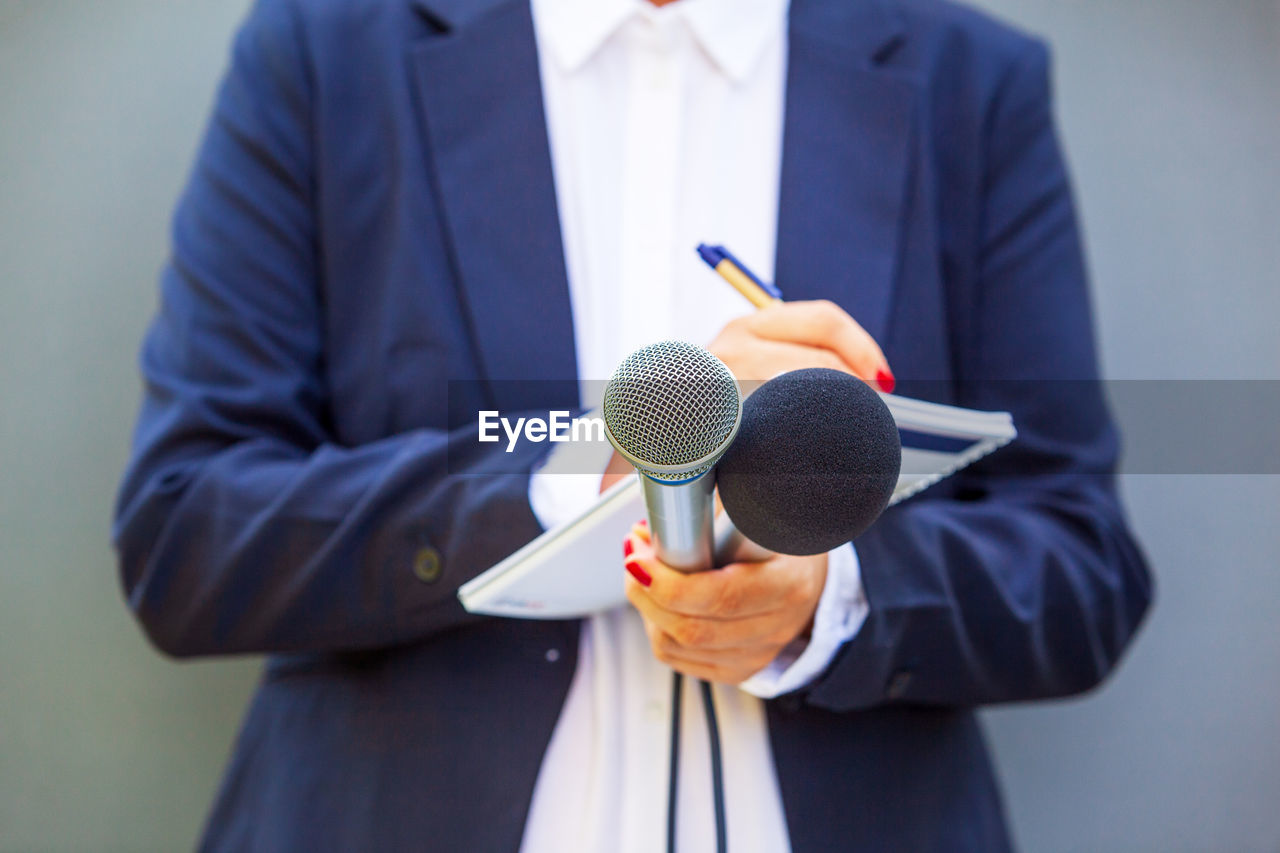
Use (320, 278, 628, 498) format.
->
(603, 341, 740, 481)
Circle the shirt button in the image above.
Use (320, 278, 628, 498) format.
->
(545, 648, 561, 663)
(412, 546, 442, 583)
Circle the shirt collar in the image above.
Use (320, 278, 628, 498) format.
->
(533, 0, 790, 83)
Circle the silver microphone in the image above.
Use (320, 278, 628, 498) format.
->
(602, 341, 742, 573)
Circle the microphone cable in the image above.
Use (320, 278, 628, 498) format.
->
(666, 671, 727, 853)
(700, 678, 728, 853)
(665, 672, 682, 853)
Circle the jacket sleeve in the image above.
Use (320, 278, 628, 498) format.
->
(802, 41, 1153, 711)
(112, 0, 544, 658)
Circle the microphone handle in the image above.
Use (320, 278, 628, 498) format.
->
(641, 472, 715, 573)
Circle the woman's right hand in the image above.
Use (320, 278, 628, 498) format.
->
(706, 299, 895, 390)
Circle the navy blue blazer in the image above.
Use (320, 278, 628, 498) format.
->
(114, 0, 1153, 849)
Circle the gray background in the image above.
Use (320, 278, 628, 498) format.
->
(0, 0, 1276, 850)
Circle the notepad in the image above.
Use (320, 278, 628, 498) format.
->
(458, 393, 1016, 619)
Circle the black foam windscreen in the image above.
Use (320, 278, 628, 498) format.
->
(717, 368, 901, 555)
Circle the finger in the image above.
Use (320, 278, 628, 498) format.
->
(657, 640, 779, 676)
(622, 527, 651, 567)
(749, 300, 892, 386)
(629, 587, 801, 651)
(641, 621, 777, 684)
(753, 335, 893, 391)
(726, 339, 853, 382)
(755, 340, 852, 378)
(629, 552, 796, 619)
(630, 522, 651, 544)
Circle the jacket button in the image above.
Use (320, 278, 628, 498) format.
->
(886, 670, 912, 700)
(412, 546, 442, 583)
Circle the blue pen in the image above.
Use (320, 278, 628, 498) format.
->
(698, 242, 897, 392)
(696, 243, 783, 307)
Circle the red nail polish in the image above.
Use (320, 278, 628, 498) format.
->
(638, 518, 647, 528)
(623, 539, 634, 558)
(625, 560, 652, 587)
(876, 368, 896, 394)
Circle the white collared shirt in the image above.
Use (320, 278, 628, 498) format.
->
(521, 0, 869, 850)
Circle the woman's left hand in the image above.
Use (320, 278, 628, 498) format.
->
(622, 522, 827, 684)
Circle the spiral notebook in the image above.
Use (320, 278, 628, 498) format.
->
(458, 393, 1016, 619)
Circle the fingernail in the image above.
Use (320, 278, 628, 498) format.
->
(876, 368, 896, 394)
(638, 519, 647, 528)
(623, 538, 634, 558)
(624, 559, 652, 587)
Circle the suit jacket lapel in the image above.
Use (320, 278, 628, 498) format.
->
(407, 0, 918, 407)
(409, 0, 579, 412)
(776, 0, 919, 349)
